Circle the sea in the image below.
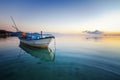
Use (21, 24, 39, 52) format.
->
(0, 35, 120, 80)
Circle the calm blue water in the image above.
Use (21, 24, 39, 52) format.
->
(0, 36, 120, 80)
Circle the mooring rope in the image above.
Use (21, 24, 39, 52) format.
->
(53, 37, 56, 53)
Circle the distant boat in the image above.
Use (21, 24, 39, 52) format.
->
(10, 16, 55, 48)
(19, 42, 55, 61)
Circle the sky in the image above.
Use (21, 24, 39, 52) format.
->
(0, 0, 120, 34)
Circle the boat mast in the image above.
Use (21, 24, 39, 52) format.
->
(10, 16, 20, 32)
(41, 31, 43, 38)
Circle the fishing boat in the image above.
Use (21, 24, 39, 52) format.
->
(19, 42, 55, 61)
(19, 32, 55, 48)
(10, 16, 55, 48)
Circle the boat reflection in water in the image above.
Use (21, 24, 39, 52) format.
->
(19, 42, 55, 62)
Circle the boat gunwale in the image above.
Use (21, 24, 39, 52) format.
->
(19, 36, 54, 41)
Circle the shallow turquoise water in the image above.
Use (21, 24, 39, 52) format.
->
(0, 36, 120, 80)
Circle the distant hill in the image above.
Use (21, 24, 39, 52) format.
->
(0, 30, 11, 33)
(0, 30, 13, 36)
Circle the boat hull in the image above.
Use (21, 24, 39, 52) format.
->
(20, 38, 53, 48)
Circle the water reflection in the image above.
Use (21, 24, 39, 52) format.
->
(0, 36, 120, 80)
(0, 36, 8, 38)
(85, 36, 102, 41)
(0, 35, 11, 39)
(19, 42, 55, 62)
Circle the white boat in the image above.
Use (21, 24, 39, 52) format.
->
(19, 33, 55, 48)
(10, 16, 55, 48)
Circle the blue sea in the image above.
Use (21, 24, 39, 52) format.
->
(0, 36, 120, 80)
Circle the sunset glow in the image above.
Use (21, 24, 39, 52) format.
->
(0, 0, 120, 34)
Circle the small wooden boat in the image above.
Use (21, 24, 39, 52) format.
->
(19, 33, 55, 48)
(10, 16, 55, 48)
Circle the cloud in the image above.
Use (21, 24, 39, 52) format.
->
(83, 30, 103, 34)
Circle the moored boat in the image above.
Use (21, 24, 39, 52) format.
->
(10, 16, 55, 48)
(19, 33, 55, 48)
